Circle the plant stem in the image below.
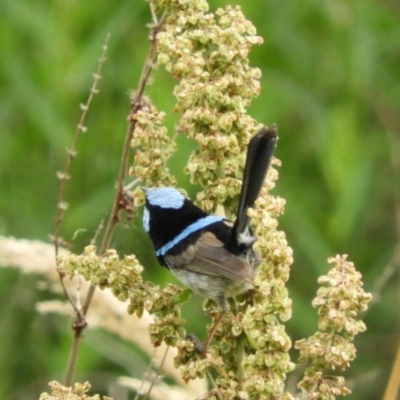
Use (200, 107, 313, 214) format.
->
(54, 35, 110, 318)
(383, 339, 400, 400)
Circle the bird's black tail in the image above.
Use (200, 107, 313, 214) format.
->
(231, 125, 277, 247)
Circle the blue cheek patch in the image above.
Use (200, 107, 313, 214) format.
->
(143, 208, 150, 232)
(146, 187, 185, 209)
(155, 215, 225, 256)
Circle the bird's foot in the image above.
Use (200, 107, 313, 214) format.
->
(186, 333, 207, 355)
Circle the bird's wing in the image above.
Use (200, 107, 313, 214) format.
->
(164, 231, 254, 282)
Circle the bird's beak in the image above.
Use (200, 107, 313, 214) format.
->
(141, 186, 148, 194)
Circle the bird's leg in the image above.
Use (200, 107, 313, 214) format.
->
(188, 309, 226, 355)
(202, 309, 226, 351)
(187, 297, 228, 354)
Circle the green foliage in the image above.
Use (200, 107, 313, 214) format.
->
(0, 0, 399, 399)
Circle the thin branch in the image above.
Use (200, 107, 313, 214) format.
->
(62, 34, 111, 386)
(133, 349, 158, 400)
(383, 342, 400, 400)
(369, 245, 400, 308)
(124, 177, 140, 192)
(54, 33, 110, 257)
(143, 346, 170, 400)
(203, 372, 224, 400)
(90, 219, 105, 246)
(54, 34, 110, 319)
(368, 90, 400, 400)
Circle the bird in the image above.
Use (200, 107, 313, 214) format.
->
(142, 126, 277, 350)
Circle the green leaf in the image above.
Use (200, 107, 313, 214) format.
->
(177, 288, 193, 304)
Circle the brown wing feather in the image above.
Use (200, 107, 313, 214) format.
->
(164, 232, 254, 283)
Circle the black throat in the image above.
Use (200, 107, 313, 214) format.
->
(146, 198, 209, 251)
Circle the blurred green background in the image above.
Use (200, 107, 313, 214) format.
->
(0, 0, 399, 399)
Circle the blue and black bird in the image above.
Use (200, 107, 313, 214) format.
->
(142, 126, 277, 348)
